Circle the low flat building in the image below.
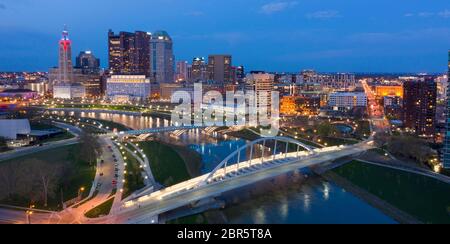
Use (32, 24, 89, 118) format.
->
(106, 75, 151, 102)
(0, 119, 31, 140)
(53, 83, 86, 99)
(328, 92, 367, 110)
(0, 89, 38, 100)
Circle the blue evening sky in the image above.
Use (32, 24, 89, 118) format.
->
(0, 0, 449, 73)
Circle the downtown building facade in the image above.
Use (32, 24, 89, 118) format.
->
(150, 31, 175, 83)
(190, 57, 208, 82)
(402, 77, 437, 138)
(208, 55, 232, 83)
(328, 92, 367, 110)
(176, 60, 188, 82)
(443, 51, 450, 168)
(245, 71, 275, 108)
(106, 75, 151, 102)
(108, 30, 151, 77)
(51, 27, 86, 99)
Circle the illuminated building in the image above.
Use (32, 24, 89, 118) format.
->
(191, 57, 207, 82)
(403, 77, 437, 137)
(25, 82, 48, 96)
(443, 50, 450, 168)
(375, 85, 403, 98)
(150, 31, 174, 83)
(108, 30, 151, 76)
(57, 26, 73, 84)
(280, 96, 298, 115)
(176, 61, 188, 82)
(208, 55, 232, 83)
(246, 71, 275, 108)
(0, 89, 38, 100)
(106, 75, 151, 102)
(76, 51, 100, 74)
(328, 92, 367, 110)
(74, 51, 102, 97)
(53, 83, 86, 99)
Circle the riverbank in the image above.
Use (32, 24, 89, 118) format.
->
(331, 160, 450, 224)
(322, 171, 419, 224)
(139, 140, 202, 187)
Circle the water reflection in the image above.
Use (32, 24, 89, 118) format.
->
(53, 110, 396, 224)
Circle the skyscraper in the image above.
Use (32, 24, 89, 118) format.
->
(57, 26, 73, 84)
(76, 51, 100, 74)
(108, 30, 151, 76)
(208, 55, 232, 83)
(150, 30, 174, 83)
(191, 57, 207, 82)
(176, 60, 188, 82)
(74, 51, 102, 97)
(246, 71, 275, 108)
(443, 51, 450, 169)
(403, 77, 437, 137)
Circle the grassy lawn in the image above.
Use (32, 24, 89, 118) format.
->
(55, 104, 144, 112)
(0, 145, 96, 211)
(226, 128, 261, 141)
(84, 198, 114, 218)
(333, 160, 450, 224)
(91, 119, 130, 132)
(120, 149, 145, 199)
(369, 148, 388, 156)
(321, 137, 359, 147)
(354, 120, 371, 139)
(139, 141, 191, 187)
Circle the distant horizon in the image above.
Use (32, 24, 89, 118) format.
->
(0, 69, 447, 76)
(0, 0, 449, 73)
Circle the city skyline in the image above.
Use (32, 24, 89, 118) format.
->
(0, 0, 449, 73)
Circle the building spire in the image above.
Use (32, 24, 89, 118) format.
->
(62, 25, 69, 40)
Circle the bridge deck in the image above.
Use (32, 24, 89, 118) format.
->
(115, 142, 373, 223)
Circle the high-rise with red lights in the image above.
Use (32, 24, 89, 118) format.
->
(58, 26, 73, 84)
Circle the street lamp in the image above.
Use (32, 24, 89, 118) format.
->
(26, 205, 35, 224)
(78, 187, 85, 202)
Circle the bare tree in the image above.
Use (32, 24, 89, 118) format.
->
(79, 132, 102, 165)
(25, 160, 61, 207)
(0, 137, 7, 152)
(0, 161, 22, 200)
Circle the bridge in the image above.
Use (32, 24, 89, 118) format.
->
(109, 136, 375, 224)
(119, 125, 207, 136)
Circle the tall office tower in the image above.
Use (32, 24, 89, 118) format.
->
(236, 65, 245, 81)
(150, 30, 174, 83)
(403, 77, 437, 137)
(76, 51, 100, 74)
(108, 30, 151, 76)
(74, 51, 102, 97)
(208, 55, 232, 83)
(443, 51, 450, 168)
(246, 71, 275, 108)
(57, 26, 73, 84)
(191, 57, 207, 82)
(175, 60, 188, 82)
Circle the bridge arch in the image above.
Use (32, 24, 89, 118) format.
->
(201, 136, 314, 186)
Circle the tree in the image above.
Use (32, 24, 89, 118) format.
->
(26, 160, 61, 207)
(0, 160, 22, 200)
(79, 132, 102, 165)
(316, 123, 338, 137)
(0, 137, 7, 152)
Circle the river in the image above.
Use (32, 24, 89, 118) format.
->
(51, 110, 396, 224)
